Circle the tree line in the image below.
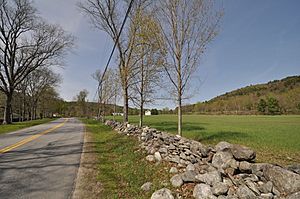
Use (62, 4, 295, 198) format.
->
(0, 0, 74, 124)
(79, 0, 222, 135)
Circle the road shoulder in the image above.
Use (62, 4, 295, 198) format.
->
(72, 125, 102, 199)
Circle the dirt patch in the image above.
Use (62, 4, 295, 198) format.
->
(72, 129, 102, 199)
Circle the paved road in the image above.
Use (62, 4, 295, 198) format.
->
(0, 118, 84, 199)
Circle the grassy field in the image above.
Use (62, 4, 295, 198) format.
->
(110, 115, 300, 166)
(0, 118, 55, 135)
(81, 119, 177, 199)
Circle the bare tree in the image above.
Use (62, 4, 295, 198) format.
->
(25, 67, 61, 120)
(79, 0, 149, 123)
(156, 0, 222, 135)
(93, 68, 120, 121)
(0, 0, 74, 124)
(129, 11, 165, 127)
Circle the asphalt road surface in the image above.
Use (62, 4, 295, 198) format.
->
(0, 118, 84, 199)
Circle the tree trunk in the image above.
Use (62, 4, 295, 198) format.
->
(123, 88, 129, 122)
(102, 102, 105, 122)
(3, 92, 13, 124)
(22, 94, 26, 121)
(178, 95, 182, 136)
(113, 95, 117, 121)
(139, 103, 143, 127)
(34, 106, 37, 120)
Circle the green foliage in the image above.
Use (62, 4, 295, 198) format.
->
(151, 109, 159, 115)
(257, 99, 267, 113)
(110, 114, 300, 166)
(81, 119, 172, 198)
(267, 97, 281, 115)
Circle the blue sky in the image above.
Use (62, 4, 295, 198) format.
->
(34, 0, 300, 108)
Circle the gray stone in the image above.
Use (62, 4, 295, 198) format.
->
(236, 184, 257, 199)
(212, 182, 229, 196)
(228, 159, 239, 169)
(231, 144, 256, 161)
(141, 132, 147, 137)
(212, 151, 234, 169)
(170, 155, 180, 163)
(225, 167, 236, 176)
(180, 152, 187, 160)
(186, 164, 196, 171)
(190, 141, 209, 157)
(286, 164, 300, 175)
(239, 161, 252, 172)
(227, 186, 237, 196)
(195, 170, 222, 186)
(159, 147, 168, 154)
(185, 148, 192, 153)
(258, 181, 273, 194)
(223, 177, 234, 187)
(193, 183, 217, 199)
(169, 144, 176, 150)
(264, 165, 300, 194)
(215, 141, 233, 151)
(272, 186, 281, 196)
(181, 170, 198, 183)
(251, 163, 270, 178)
(170, 174, 183, 187)
(169, 167, 178, 174)
(179, 159, 186, 165)
(251, 163, 269, 172)
(141, 182, 152, 192)
(286, 191, 300, 199)
(154, 152, 162, 162)
(260, 193, 274, 199)
(245, 180, 260, 195)
(146, 155, 155, 162)
(244, 174, 259, 182)
(151, 188, 174, 199)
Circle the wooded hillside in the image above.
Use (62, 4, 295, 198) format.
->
(181, 76, 300, 114)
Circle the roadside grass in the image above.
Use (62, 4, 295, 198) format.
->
(81, 119, 175, 199)
(0, 118, 55, 135)
(110, 115, 300, 166)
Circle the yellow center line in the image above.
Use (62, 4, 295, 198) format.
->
(0, 118, 69, 154)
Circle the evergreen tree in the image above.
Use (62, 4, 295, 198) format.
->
(267, 97, 281, 115)
(257, 99, 267, 114)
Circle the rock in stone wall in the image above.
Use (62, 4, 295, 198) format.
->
(104, 120, 300, 199)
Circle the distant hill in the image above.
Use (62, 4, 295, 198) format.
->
(181, 75, 300, 114)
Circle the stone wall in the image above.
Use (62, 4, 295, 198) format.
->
(105, 120, 300, 199)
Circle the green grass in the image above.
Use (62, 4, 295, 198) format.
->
(0, 118, 55, 135)
(110, 115, 300, 166)
(81, 119, 174, 199)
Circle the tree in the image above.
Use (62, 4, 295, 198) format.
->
(79, 0, 131, 122)
(129, 10, 165, 127)
(151, 108, 158, 115)
(0, 0, 74, 124)
(156, 0, 222, 135)
(92, 68, 120, 121)
(267, 97, 280, 115)
(38, 87, 62, 118)
(75, 89, 89, 117)
(257, 98, 267, 114)
(24, 67, 61, 120)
